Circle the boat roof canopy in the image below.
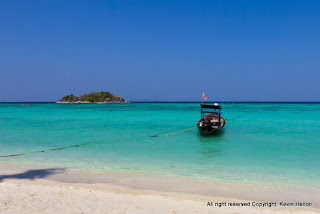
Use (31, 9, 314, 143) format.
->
(200, 104, 221, 110)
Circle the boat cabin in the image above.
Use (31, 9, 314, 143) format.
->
(200, 104, 221, 117)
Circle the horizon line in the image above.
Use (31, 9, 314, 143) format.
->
(1, 101, 320, 104)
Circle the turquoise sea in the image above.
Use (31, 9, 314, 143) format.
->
(0, 103, 319, 188)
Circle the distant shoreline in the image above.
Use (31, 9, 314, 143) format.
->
(55, 100, 130, 104)
(56, 91, 128, 104)
(1, 101, 320, 104)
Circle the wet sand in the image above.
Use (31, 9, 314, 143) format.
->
(0, 162, 319, 213)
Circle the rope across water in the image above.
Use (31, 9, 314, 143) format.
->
(0, 114, 243, 158)
(0, 141, 102, 158)
(150, 127, 197, 137)
(0, 127, 196, 158)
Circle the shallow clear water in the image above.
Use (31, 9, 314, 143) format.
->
(0, 103, 319, 188)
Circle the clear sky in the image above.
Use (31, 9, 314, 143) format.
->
(0, 0, 319, 102)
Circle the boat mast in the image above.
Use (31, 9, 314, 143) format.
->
(201, 89, 204, 105)
(201, 89, 204, 117)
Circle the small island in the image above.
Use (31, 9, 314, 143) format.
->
(56, 91, 128, 104)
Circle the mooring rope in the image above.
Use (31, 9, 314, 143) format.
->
(150, 127, 197, 137)
(228, 116, 240, 120)
(0, 135, 147, 158)
(0, 114, 244, 158)
(0, 141, 103, 158)
(150, 113, 245, 137)
(0, 126, 199, 158)
(227, 113, 247, 121)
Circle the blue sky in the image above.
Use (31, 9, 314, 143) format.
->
(0, 0, 319, 102)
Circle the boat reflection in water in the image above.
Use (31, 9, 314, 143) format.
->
(197, 129, 225, 159)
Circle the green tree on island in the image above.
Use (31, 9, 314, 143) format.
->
(59, 91, 125, 103)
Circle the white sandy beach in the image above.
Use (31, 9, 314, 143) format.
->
(1, 180, 318, 214)
(0, 163, 319, 214)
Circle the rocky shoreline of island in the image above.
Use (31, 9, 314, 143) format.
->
(56, 91, 129, 104)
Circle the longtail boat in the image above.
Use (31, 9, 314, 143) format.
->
(197, 104, 226, 136)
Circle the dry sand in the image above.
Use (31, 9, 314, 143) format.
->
(0, 163, 319, 214)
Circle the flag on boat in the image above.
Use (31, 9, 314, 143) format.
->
(202, 93, 207, 100)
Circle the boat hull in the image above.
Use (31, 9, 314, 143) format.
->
(197, 125, 224, 136)
(197, 117, 226, 136)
